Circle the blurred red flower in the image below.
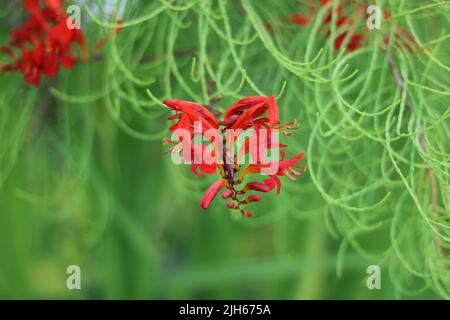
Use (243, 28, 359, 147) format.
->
(292, 0, 365, 52)
(1, 0, 87, 86)
(291, 0, 420, 53)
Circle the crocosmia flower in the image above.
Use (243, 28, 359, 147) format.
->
(1, 0, 87, 86)
(292, 0, 364, 52)
(162, 96, 305, 218)
(291, 0, 419, 53)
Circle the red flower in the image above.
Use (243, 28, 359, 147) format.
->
(1, 0, 87, 86)
(292, 0, 364, 52)
(223, 95, 279, 130)
(292, 0, 420, 54)
(163, 96, 305, 217)
(334, 32, 363, 52)
(14, 44, 58, 86)
(163, 99, 219, 134)
(291, 14, 310, 26)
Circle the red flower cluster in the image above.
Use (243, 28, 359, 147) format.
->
(1, 0, 87, 86)
(291, 0, 420, 53)
(292, 0, 364, 51)
(163, 96, 305, 218)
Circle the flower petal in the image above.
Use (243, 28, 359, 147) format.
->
(264, 176, 281, 195)
(224, 95, 279, 129)
(292, 14, 311, 26)
(164, 99, 219, 130)
(243, 181, 271, 193)
(60, 54, 77, 69)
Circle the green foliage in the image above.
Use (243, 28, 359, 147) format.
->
(0, 0, 448, 299)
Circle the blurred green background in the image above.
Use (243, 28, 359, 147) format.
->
(0, 0, 448, 299)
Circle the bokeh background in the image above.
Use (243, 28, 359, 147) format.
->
(0, 0, 449, 299)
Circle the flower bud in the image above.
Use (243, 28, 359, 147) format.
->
(226, 202, 236, 209)
(221, 189, 233, 199)
(200, 180, 225, 209)
(243, 182, 271, 193)
(246, 195, 261, 203)
(243, 210, 253, 218)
